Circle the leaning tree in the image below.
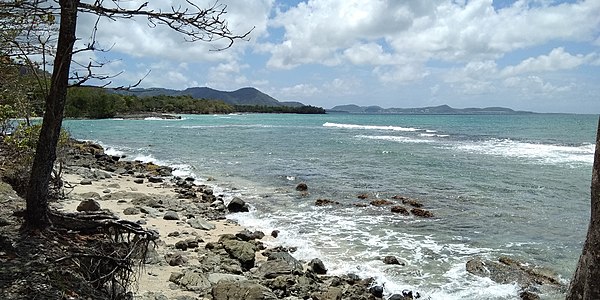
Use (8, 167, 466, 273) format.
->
(3, 0, 250, 229)
(567, 117, 600, 299)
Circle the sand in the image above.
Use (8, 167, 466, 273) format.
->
(59, 171, 246, 299)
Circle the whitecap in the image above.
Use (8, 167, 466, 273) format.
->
(452, 139, 594, 165)
(357, 135, 435, 144)
(323, 122, 419, 132)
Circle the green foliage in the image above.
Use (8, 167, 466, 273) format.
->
(64, 88, 327, 118)
(3, 123, 70, 162)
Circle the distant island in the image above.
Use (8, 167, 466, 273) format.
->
(115, 86, 306, 108)
(65, 86, 325, 119)
(328, 104, 533, 115)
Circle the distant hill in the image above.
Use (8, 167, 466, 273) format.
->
(328, 104, 532, 115)
(115, 87, 304, 107)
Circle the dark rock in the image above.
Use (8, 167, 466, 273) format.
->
(212, 281, 277, 300)
(370, 199, 394, 206)
(295, 182, 308, 191)
(466, 257, 561, 287)
(133, 178, 144, 184)
(315, 199, 340, 206)
(391, 206, 410, 215)
(391, 195, 408, 200)
(309, 258, 327, 274)
(353, 203, 368, 207)
(165, 252, 187, 266)
(80, 179, 93, 185)
(223, 240, 256, 270)
(175, 240, 188, 251)
(257, 259, 300, 279)
(411, 208, 434, 218)
(228, 197, 250, 212)
(123, 207, 141, 215)
(76, 199, 101, 212)
(519, 290, 540, 300)
(402, 198, 424, 208)
(148, 176, 163, 183)
(177, 270, 211, 292)
(236, 229, 265, 241)
(369, 285, 384, 298)
(163, 211, 180, 220)
(357, 193, 369, 199)
(168, 231, 180, 237)
(271, 230, 280, 238)
(383, 255, 404, 265)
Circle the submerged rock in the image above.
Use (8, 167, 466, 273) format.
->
(370, 199, 394, 206)
(410, 208, 433, 218)
(295, 182, 308, 191)
(391, 205, 410, 215)
(315, 199, 340, 206)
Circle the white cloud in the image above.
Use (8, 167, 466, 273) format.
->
(501, 47, 599, 76)
(76, 0, 272, 63)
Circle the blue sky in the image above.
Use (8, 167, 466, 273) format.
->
(74, 0, 600, 113)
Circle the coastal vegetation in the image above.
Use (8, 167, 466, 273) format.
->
(64, 87, 326, 118)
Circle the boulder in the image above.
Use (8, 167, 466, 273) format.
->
(236, 229, 265, 241)
(207, 273, 246, 284)
(320, 287, 343, 300)
(148, 176, 163, 183)
(187, 217, 216, 230)
(309, 258, 327, 274)
(411, 208, 433, 218)
(391, 206, 409, 215)
(315, 199, 340, 206)
(76, 199, 101, 212)
(369, 285, 384, 298)
(257, 251, 303, 278)
(133, 178, 144, 184)
(228, 197, 250, 212)
(370, 199, 394, 206)
(212, 281, 277, 300)
(271, 230, 280, 238)
(123, 207, 141, 215)
(163, 211, 180, 220)
(466, 257, 561, 287)
(223, 240, 256, 270)
(165, 252, 187, 266)
(520, 290, 540, 300)
(357, 193, 369, 199)
(177, 270, 211, 292)
(295, 182, 308, 191)
(80, 179, 93, 185)
(402, 198, 423, 208)
(383, 255, 403, 265)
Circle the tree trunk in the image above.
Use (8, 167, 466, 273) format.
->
(24, 0, 79, 229)
(567, 117, 600, 299)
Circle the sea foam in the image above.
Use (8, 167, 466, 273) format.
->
(323, 122, 420, 132)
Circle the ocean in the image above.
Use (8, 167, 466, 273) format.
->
(64, 113, 597, 299)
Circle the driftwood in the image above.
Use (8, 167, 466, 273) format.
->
(49, 210, 158, 299)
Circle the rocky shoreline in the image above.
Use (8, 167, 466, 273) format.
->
(0, 139, 566, 300)
(58, 140, 424, 300)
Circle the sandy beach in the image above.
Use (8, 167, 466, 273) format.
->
(59, 170, 247, 299)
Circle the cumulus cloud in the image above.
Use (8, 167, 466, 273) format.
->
(501, 47, 599, 77)
(75, 0, 271, 63)
(262, 0, 600, 85)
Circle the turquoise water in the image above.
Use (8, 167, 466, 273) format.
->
(64, 113, 597, 299)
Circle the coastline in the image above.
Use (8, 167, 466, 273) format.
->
(55, 140, 397, 300)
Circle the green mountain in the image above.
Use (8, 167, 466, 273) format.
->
(329, 104, 532, 115)
(116, 87, 304, 107)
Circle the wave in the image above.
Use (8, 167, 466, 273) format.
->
(357, 135, 435, 144)
(324, 122, 420, 132)
(452, 139, 594, 165)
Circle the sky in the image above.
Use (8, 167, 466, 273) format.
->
(73, 0, 600, 113)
